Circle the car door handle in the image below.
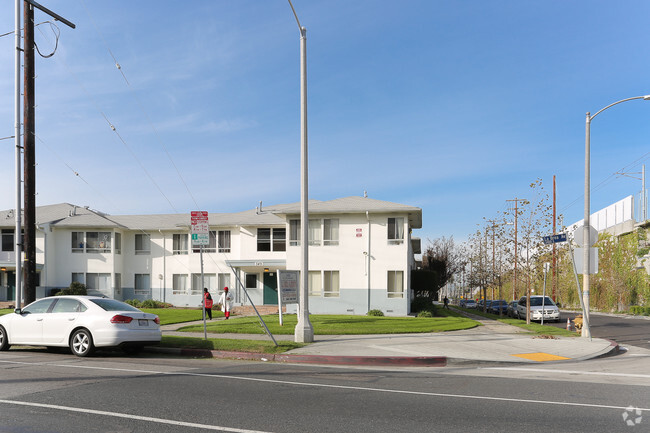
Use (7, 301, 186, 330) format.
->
(37, 318, 43, 321)
(68, 318, 75, 321)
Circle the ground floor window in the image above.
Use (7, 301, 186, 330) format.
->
(308, 271, 321, 296)
(114, 273, 121, 295)
(135, 274, 151, 296)
(245, 273, 257, 289)
(86, 273, 111, 297)
(192, 273, 216, 294)
(323, 271, 340, 298)
(218, 273, 231, 290)
(172, 274, 188, 295)
(387, 270, 404, 298)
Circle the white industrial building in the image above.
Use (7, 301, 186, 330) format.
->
(0, 196, 422, 315)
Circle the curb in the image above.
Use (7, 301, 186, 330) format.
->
(147, 346, 448, 367)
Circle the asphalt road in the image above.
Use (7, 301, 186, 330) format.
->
(0, 348, 648, 432)
(548, 311, 650, 349)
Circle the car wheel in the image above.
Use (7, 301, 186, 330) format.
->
(70, 329, 94, 357)
(0, 325, 10, 351)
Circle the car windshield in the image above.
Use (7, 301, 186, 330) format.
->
(90, 298, 141, 312)
(530, 297, 555, 307)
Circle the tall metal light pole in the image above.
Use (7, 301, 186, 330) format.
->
(289, 0, 313, 343)
(14, 0, 22, 309)
(583, 95, 650, 338)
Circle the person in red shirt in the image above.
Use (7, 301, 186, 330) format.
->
(203, 288, 213, 320)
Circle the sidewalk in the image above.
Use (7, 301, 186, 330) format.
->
(153, 312, 620, 367)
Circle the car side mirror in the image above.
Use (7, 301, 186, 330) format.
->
(14, 308, 21, 314)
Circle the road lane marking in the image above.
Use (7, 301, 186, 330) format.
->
(483, 367, 650, 378)
(0, 399, 271, 433)
(0, 359, 648, 413)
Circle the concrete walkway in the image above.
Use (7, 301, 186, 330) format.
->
(155, 312, 619, 367)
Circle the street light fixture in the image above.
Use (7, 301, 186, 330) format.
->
(583, 94, 650, 338)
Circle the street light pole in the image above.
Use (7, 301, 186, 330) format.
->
(289, 0, 314, 343)
(583, 95, 650, 338)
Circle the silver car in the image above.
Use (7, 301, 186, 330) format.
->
(516, 296, 560, 322)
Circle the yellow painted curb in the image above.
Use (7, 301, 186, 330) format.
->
(511, 352, 571, 362)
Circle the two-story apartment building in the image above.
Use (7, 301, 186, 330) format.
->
(0, 196, 422, 315)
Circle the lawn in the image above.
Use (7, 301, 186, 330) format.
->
(140, 308, 223, 325)
(454, 306, 577, 337)
(0, 309, 12, 317)
(177, 313, 479, 335)
(159, 335, 304, 354)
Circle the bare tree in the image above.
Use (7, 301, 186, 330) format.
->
(422, 236, 465, 299)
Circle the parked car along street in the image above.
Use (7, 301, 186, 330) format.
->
(516, 295, 560, 322)
(0, 296, 161, 357)
(489, 300, 509, 315)
(507, 300, 519, 317)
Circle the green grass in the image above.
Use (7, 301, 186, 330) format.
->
(177, 313, 479, 335)
(0, 309, 13, 317)
(159, 335, 304, 354)
(141, 308, 223, 325)
(454, 306, 577, 337)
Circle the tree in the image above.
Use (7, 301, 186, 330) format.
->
(421, 236, 465, 300)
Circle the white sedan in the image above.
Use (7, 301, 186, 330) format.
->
(0, 296, 161, 357)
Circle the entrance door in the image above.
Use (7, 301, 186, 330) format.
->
(7, 272, 15, 301)
(263, 272, 278, 305)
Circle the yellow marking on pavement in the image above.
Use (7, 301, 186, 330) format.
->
(511, 352, 570, 362)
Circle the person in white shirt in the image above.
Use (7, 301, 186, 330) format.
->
(218, 286, 233, 319)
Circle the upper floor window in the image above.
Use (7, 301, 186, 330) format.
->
(1, 229, 14, 252)
(72, 232, 84, 253)
(290, 219, 339, 247)
(323, 219, 339, 246)
(257, 228, 286, 252)
(387, 217, 404, 245)
(173, 233, 188, 255)
(218, 230, 231, 253)
(86, 232, 111, 253)
(135, 234, 151, 255)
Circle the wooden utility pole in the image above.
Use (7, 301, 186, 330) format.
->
(23, 0, 36, 305)
(506, 198, 525, 301)
(20, 1, 75, 305)
(552, 175, 557, 302)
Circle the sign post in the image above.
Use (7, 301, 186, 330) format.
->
(277, 270, 299, 326)
(191, 211, 209, 339)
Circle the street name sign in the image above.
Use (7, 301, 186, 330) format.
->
(542, 233, 567, 245)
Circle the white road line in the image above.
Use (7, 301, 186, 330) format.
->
(482, 366, 650, 379)
(0, 399, 270, 432)
(0, 359, 648, 414)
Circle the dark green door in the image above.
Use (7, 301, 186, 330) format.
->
(263, 272, 278, 305)
(7, 272, 15, 301)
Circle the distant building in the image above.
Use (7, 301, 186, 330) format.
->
(0, 197, 422, 315)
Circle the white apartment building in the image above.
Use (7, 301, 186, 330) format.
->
(0, 196, 422, 315)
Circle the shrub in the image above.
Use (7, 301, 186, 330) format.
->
(417, 311, 433, 318)
(140, 299, 171, 309)
(125, 299, 142, 308)
(411, 296, 437, 315)
(629, 305, 650, 316)
(367, 309, 384, 317)
(55, 282, 87, 296)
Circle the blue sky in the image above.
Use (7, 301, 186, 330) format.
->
(1, 1, 650, 243)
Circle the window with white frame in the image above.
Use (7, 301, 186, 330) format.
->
(135, 234, 151, 255)
(218, 230, 231, 253)
(172, 274, 188, 295)
(86, 273, 111, 296)
(71, 272, 85, 284)
(323, 219, 339, 246)
(218, 273, 231, 290)
(135, 274, 151, 295)
(387, 217, 404, 245)
(114, 273, 122, 295)
(115, 233, 121, 255)
(86, 232, 112, 253)
(192, 273, 216, 295)
(387, 270, 404, 298)
(1, 229, 14, 252)
(308, 271, 322, 296)
(257, 228, 285, 252)
(245, 273, 257, 289)
(72, 232, 84, 253)
(308, 220, 321, 246)
(173, 233, 188, 255)
(198, 231, 217, 253)
(323, 271, 340, 297)
(289, 220, 300, 246)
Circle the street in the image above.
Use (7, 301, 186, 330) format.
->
(550, 312, 650, 350)
(1, 346, 648, 432)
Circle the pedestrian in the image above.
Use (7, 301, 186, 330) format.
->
(218, 286, 233, 319)
(203, 288, 213, 320)
(443, 296, 449, 309)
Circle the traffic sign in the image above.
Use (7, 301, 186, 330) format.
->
(191, 211, 209, 246)
(572, 225, 598, 247)
(542, 233, 567, 245)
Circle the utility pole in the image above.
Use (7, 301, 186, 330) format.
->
(20, 0, 75, 305)
(14, 0, 22, 309)
(23, 0, 36, 305)
(506, 198, 525, 301)
(552, 175, 557, 301)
